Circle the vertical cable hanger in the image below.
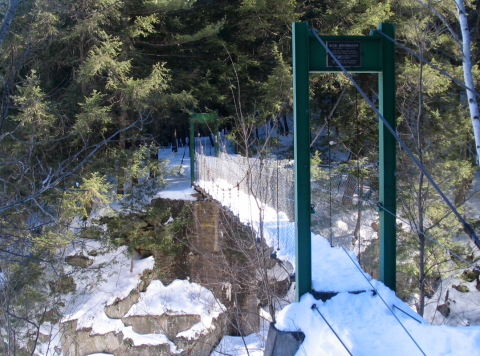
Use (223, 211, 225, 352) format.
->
(328, 115, 333, 247)
(356, 84, 361, 266)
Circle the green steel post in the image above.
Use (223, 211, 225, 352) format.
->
(214, 120, 219, 157)
(190, 117, 195, 186)
(293, 22, 312, 301)
(378, 23, 397, 291)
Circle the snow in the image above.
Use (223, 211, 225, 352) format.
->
(276, 283, 480, 356)
(125, 279, 224, 339)
(154, 147, 198, 201)
(156, 130, 234, 202)
(61, 244, 155, 329)
(211, 333, 265, 356)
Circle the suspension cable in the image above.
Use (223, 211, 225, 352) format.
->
(311, 304, 353, 356)
(355, 83, 361, 265)
(328, 116, 333, 247)
(313, 210, 427, 356)
(376, 30, 480, 100)
(311, 29, 480, 251)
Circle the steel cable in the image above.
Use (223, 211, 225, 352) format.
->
(313, 209, 427, 356)
(311, 29, 480, 251)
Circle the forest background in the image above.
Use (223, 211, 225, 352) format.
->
(1, 0, 480, 354)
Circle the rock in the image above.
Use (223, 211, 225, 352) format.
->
(118, 343, 171, 356)
(104, 290, 140, 319)
(122, 313, 201, 341)
(60, 320, 123, 356)
(49, 276, 76, 294)
(134, 219, 149, 229)
(437, 302, 450, 318)
(79, 228, 101, 240)
(461, 269, 480, 282)
(59, 319, 173, 356)
(38, 331, 50, 343)
(138, 269, 154, 292)
(88, 250, 98, 257)
(40, 306, 62, 323)
(453, 284, 470, 293)
(65, 255, 94, 268)
(264, 322, 306, 356)
(174, 313, 228, 356)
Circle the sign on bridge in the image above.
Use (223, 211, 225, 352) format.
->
(326, 41, 362, 67)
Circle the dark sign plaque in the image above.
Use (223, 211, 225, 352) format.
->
(326, 41, 362, 67)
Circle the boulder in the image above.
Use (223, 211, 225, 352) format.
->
(437, 302, 450, 318)
(65, 255, 94, 268)
(453, 284, 470, 293)
(461, 268, 480, 282)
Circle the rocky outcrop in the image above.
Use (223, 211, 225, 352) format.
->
(437, 302, 451, 318)
(122, 313, 201, 341)
(60, 320, 123, 356)
(60, 278, 228, 356)
(453, 284, 470, 293)
(174, 313, 228, 356)
(104, 291, 141, 319)
(59, 319, 173, 356)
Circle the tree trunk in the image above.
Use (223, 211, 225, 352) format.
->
(130, 251, 134, 273)
(172, 128, 178, 152)
(0, 0, 20, 49)
(417, 62, 426, 316)
(282, 115, 289, 135)
(417, 0, 480, 165)
(456, 0, 480, 165)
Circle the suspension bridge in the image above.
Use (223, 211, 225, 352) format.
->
(187, 21, 480, 356)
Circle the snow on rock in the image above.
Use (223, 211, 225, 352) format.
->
(125, 279, 225, 339)
(61, 245, 155, 331)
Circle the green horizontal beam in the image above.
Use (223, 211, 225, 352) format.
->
(190, 109, 219, 123)
(308, 33, 382, 73)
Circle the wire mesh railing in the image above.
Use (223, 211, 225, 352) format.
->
(195, 152, 381, 274)
(196, 152, 295, 222)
